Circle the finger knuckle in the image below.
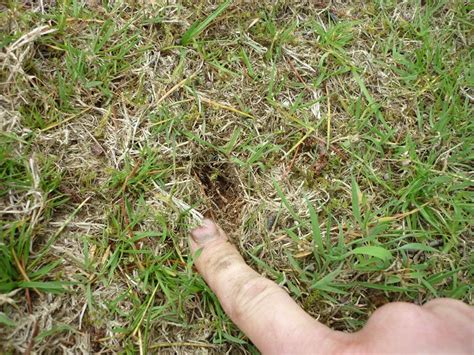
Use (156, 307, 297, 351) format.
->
(205, 247, 238, 274)
(368, 302, 429, 327)
(229, 276, 276, 320)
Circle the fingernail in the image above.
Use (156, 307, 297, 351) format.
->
(191, 219, 217, 244)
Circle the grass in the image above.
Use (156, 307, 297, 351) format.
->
(1, 0, 472, 352)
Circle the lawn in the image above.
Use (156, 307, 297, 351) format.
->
(1, 0, 473, 353)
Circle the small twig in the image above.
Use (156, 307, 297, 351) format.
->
(25, 288, 32, 314)
(121, 159, 142, 194)
(11, 249, 41, 297)
(24, 321, 39, 355)
(149, 342, 217, 349)
(283, 144, 301, 180)
(286, 56, 306, 86)
(326, 89, 331, 151)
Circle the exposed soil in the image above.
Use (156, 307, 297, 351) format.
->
(193, 156, 244, 232)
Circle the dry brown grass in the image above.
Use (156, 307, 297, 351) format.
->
(1, 0, 472, 353)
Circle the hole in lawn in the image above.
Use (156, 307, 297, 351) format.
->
(192, 156, 244, 229)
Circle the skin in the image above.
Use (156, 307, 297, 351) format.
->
(190, 219, 474, 355)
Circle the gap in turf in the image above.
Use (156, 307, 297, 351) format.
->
(192, 154, 244, 234)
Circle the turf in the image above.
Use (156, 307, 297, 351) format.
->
(1, 0, 473, 353)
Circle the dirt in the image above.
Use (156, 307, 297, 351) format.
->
(192, 156, 244, 232)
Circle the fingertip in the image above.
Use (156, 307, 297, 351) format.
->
(190, 219, 220, 246)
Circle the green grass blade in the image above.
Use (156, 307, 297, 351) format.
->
(273, 179, 304, 225)
(398, 243, 439, 253)
(0, 313, 15, 327)
(17, 281, 67, 293)
(181, 0, 232, 45)
(352, 69, 392, 135)
(350, 246, 393, 262)
(351, 177, 362, 227)
(307, 199, 324, 252)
